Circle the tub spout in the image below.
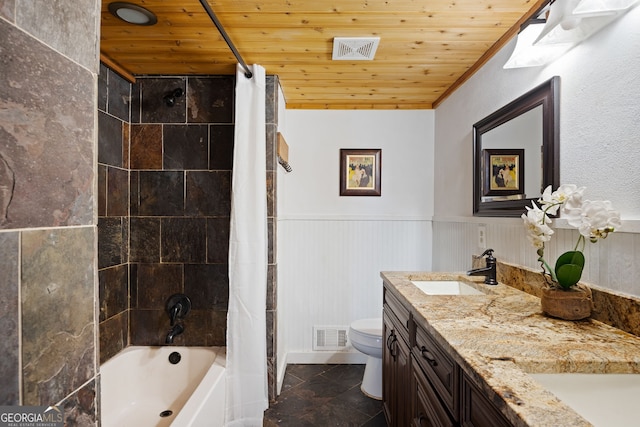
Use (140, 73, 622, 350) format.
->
(166, 323, 184, 344)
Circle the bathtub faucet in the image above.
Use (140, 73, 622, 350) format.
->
(164, 294, 191, 344)
(166, 294, 192, 326)
(166, 323, 184, 344)
(169, 303, 182, 326)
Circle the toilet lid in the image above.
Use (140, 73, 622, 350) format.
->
(350, 318, 382, 336)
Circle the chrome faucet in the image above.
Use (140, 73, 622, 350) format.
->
(467, 248, 498, 285)
(166, 323, 184, 344)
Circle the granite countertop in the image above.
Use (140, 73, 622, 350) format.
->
(381, 271, 640, 427)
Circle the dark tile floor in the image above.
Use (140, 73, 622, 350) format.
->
(264, 364, 388, 427)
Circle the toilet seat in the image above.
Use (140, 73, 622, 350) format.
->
(350, 318, 382, 338)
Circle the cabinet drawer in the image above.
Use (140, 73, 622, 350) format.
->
(412, 362, 455, 427)
(384, 288, 411, 343)
(413, 324, 458, 418)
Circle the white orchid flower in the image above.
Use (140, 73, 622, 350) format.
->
(539, 184, 585, 216)
(568, 199, 621, 242)
(524, 184, 620, 289)
(522, 202, 554, 248)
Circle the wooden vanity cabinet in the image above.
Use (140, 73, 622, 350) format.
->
(383, 283, 514, 427)
(383, 289, 412, 427)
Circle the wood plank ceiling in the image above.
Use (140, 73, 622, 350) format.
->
(100, 0, 546, 109)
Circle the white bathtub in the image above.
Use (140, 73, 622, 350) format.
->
(100, 346, 226, 427)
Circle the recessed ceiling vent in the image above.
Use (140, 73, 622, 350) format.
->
(332, 37, 380, 60)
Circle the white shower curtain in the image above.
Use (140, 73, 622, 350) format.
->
(225, 64, 268, 426)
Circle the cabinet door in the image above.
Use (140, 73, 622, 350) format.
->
(382, 313, 395, 425)
(461, 373, 511, 427)
(395, 334, 411, 427)
(383, 310, 411, 427)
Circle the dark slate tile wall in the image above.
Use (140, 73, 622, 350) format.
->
(98, 64, 131, 364)
(0, 232, 19, 405)
(129, 76, 235, 347)
(0, 0, 15, 22)
(21, 228, 95, 406)
(97, 69, 280, 402)
(0, 18, 94, 229)
(265, 75, 279, 403)
(1, 5, 99, 425)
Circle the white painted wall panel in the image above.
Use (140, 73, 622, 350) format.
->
(434, 220, 640, 297)
(278, 109, 435, 361)
(279, 218, 432, 355)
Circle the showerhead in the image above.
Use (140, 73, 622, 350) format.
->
(163, 88, 184, 107)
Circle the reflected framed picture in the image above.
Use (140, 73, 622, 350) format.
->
(482, 149, 524, 197)
(339, 149, 381, 196)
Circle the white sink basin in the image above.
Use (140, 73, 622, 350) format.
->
(531, 373, 640, 426)
(411, 280, 484, 296)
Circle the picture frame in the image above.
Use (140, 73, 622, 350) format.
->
(339, 149, 381, 196)
(482, 149, 525, 198)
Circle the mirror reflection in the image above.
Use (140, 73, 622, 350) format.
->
(473, 76, 559, 217)
(481, 105, 543, 201)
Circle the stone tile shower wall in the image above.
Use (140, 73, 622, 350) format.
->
(128, 75, 235, 347)
(97, 69, 280, 401)
(0, 1, 99, 424)
(97, 73, 236, 352)
(97, 63, 132, 363)
(265, 76, 279, 402)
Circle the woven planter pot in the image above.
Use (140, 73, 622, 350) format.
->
(541, 283, 593, 320)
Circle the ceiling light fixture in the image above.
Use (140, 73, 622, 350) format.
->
(505, 0, 638, 68)
(534, 0, 639, 45)
(108, 2, 157, 26)
(503, 19, 572, 69)
(572, 0, 640, 15)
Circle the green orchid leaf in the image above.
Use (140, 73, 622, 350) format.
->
(556, 251, 585, 269)
(555, 251, 585, 289)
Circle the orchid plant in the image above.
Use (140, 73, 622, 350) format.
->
(522, 184, 621, 290)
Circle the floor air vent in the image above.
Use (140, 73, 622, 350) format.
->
(332, 37, 380, 60)
(313, 326, 348, 351)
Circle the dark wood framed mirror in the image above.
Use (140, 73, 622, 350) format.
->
(473, 76, 560, 217)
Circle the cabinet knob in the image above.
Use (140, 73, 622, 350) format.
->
(420, 346, 438, 366)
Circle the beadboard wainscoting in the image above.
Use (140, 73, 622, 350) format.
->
(278, 216, 432, 365)
(432, 218, 640, 298)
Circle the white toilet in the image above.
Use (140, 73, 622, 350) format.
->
(349, 318, 383, 400)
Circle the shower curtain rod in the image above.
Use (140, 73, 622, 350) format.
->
(198, 0, 253, 79)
